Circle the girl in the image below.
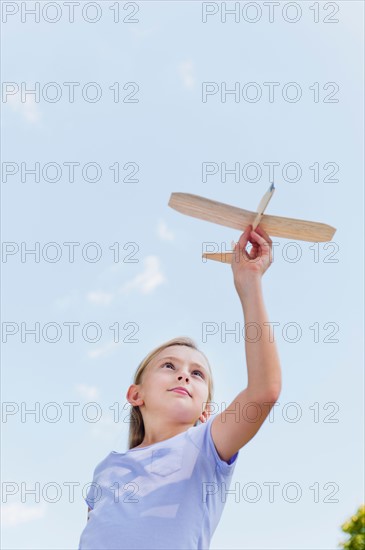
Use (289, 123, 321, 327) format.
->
(78, 224, 282, 550)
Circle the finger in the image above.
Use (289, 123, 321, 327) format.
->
(237, 225, 252, 249)
(251, 228, 271, 248)
(255, 224, 271, 241)
(232, 227, 252, 261)
(254, 225, 272, 245)
(248, 242, 259, 259)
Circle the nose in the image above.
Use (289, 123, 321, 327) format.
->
(178, 373, 189, 382)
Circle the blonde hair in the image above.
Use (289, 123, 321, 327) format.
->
(127, 336, 214, 450)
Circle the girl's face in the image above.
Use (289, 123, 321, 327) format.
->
(128, 345, 211, 424)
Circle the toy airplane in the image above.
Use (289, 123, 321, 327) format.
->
(168, 184, 337, 264)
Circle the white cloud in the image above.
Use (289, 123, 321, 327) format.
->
(118, 256, 166, 295)
(1, 503, 46, 528)
(5, 93, 41, 124)
(75, 384, 100, 400)
(157, 219, 174, 242)
(86, 291, 114, 306)
(88, 340, 122, 360)
(97, 261, 128, 283)
(178, 60, 195, 90)
(53, 289, 80, 310)
(57, 252, 166, 313)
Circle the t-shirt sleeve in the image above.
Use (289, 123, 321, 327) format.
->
(84, 466, 102, 510)
(188, 415, 239, 476)
(84, 481, 97, 510)
(83, 455, 110, 510)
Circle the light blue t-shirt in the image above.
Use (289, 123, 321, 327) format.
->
(78, 415, 239, 550)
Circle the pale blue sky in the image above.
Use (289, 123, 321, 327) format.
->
(1, 2, 364, 549)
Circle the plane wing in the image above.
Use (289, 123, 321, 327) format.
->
(168, 192, 336, 242)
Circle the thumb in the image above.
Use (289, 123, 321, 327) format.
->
(231, 240, 239, 264)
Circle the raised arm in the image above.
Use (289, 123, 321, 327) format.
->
(211, 225, 282, 462)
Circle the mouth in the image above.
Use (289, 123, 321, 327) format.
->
(168, 387, 192, 397)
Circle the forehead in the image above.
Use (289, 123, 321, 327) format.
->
(154, 345, 208, 370)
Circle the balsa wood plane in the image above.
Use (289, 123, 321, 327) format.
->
(168, 184, 337, 264)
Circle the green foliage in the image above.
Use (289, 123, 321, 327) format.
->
(339, 505, 365, 550)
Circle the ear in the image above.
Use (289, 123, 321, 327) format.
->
(126, 384, 144, 407)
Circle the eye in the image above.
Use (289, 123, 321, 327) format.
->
(162, 362, 205, 379)
(193, 370, 204, 379)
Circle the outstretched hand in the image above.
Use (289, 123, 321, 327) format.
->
(231, 224, 273, 293)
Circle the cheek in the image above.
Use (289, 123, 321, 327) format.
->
(196, 382, 209, 397)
